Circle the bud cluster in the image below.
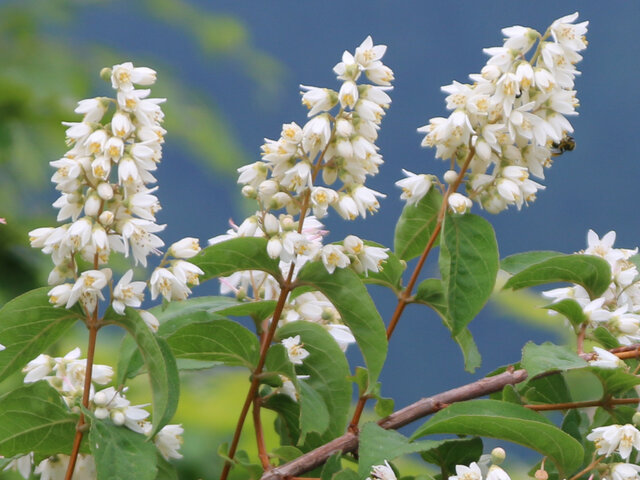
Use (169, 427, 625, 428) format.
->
(398, 13, 588, 214)
(28, 63, 202, 318)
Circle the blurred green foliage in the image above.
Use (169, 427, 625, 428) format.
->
(0, 0, 283, 302)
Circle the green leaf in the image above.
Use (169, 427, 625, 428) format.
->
(332, 469, 359, 480)
(375, 397, 395, 418)
(271, 445, 303, 464)
(414, 279, 481, 373)
(358, 423, 439, 477)
(420, 437, 483, 478)
(522, 374, 572, 405)
(359, 242, 405, 293)
(90, 419, 158, 480)
(521, 342, 587, 378)
(0, 382, 77, 457)
(104, 308, 179, 437)
(593, 326, 620, 349)
(278, 321, 351, 445)
(166, 318, 259, 369)
(321, 452, 343, 480)
(439, 213, 499, 336)
(298, 381, 330, 442)
(500, 251, 563, 274)
(411, 399, 584, 476)
(191, 237, 282, 283)
(588, 367, 640, 395)
(503, 254, 612, 299)
(295, 262, 387, 388)
(394, 189, 443, 261)
(543, 300, 588, 328)
(155, 453, 179, 480)
(0, 287, 83, 382)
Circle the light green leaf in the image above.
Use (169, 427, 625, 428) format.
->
(414, 278, 481, 373)
(588, 367, 640, 395)
(295, 262, 387, 389)
(411, 399, 584, 476)
(0, 382, 77, 457)
(104, 308, 179, 437)
(278, 321, 351, 445)
(394, 189, 442, 261)
(191, 237, 282, 283)
(321, 452, 343, 480)
(543, 299, 588, 328)
(0, 287, 83, 382)
(271, 445, 303, 464)
(90, 418, 158, 480)
(503, 254, 611, 299)
(521, 342, 587, 378)
(358, 423, 439, 478)
(298, 381, 330, 443)
(522, 374, 572, 405)
(166, 318, 259, 369)
(155, 452, 179, 480)
(592, 326, 620, 349)
(439, 213, 499, 336)
(500, 251, 563, 274)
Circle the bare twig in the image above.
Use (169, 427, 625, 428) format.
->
(262, 368, 528, 480)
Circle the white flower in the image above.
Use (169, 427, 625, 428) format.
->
(367, 460, 397, 480)
(395, 169, 432, 206)
(300, 85, 337, 117)
(449, 462, 483, 480)
(320, 244, 350, 274)
(550, 12, 588, 52)
(23, 354, 54, 383)
(326, 324, 355, 352)
(339, 80, 359, 109)
(75, 98, 107, 123)
(155, 424, 184, 460)
(67, 269, 110, 312)
(112, 270, 146, 315)
(111, 62, 157, 91)
(590, 346, 624, 369)
(150, 267, 191, 301)
(281, 335, 310, 365)
(140, 310, 160, 333)
(588, 424, 640, 460)
(486, 465, 511, 480)
(608, 463, 640, 480)
(171, 260, 204, 286)
(48, 283, 73, 308)
(448, 193, 472, 214)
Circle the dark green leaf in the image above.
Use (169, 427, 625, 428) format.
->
(394, 189, 443, 261)
(523, 374, 572, 405)
(503, 254, 611, 299)
(278, 321, 351, 445)
(191, 237, 282, 283)
(295, 262, 387, 389)
(264, 394, 301, 446)
(439, 213, 499, 336)
(0, 382, 77, 457)
(358, 422, 439, 477)
(332, 469, 359, 480)
(414, 279, 481, 373)
(500, 251, 563, 274)
(90, 419, 158, 480)
(543, 300, 587, 328)
(166, 318, 259, 369)
(501, 384, 522, 404)
(562, 409, 586, 443)
(321, 452, 343, 480)
(104, 308, 179, 437)
(0, 287, 83, 382)
(411, 399, 584, 476)
(420, 437, 483, 478)
(521, 342, 587, 378)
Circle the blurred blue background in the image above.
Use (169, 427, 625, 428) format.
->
(3, 0, 639, 435)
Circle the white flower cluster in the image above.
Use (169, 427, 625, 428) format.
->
(6, 348, 184, 479)
(400, 13, 588, 214)
(28, 63, 202, 317)
(210, 37, 394, 353)
(587, 424, 640, 460)
(448, 462, 511, 480)
(543, 230, 640, 346)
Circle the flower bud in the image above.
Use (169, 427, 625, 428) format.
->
(448, 193, 472, 214)
(491, 447, 506, 465)
(97, 182, 114, 200)
(98, 210, 115, 226)
(280, 215, 296, 231)
(263, 214, 280, 236)
(444, 170, 458, 184)
(534, 470, 548, 480)
(632, 411, 640, 427)
(100, 67, 112, 82)
(258, 180, 279, 198)
(267, 237, 283, 259)
(271, 192, 291, 209)
(84, 192, 102, 217)
(241, 185, 257, 199)
(169, 237, 201, 259)
(111, 410, 125, 426)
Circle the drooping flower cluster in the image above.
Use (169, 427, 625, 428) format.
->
(543, 230, 640, 346)
(399, 13, 588, 214)
(210, 37, 393, 353)
(28, 63, 202, 318)
(5, 348, 184, 479)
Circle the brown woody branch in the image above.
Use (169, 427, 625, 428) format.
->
(261, 368, 528, 480)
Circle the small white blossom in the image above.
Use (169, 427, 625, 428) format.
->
(281, 335, 310, 365)
(367, 460, 397, 480)
(395, 169, 432, 206)
(112, 270, 146, 315)
(155, 424, 184, 460)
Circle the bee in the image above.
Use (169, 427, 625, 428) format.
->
(551, 135, 576, 156)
